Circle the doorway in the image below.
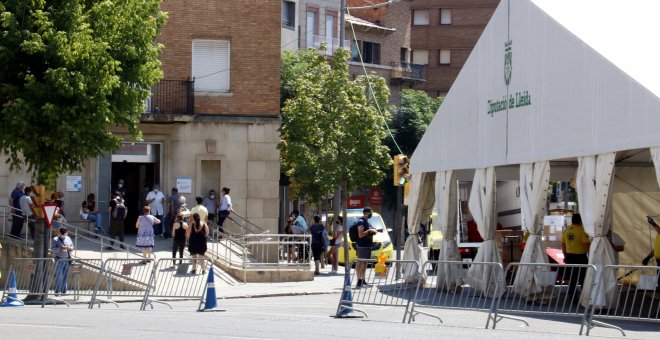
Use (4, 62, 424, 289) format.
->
(106, 143, 161, 234)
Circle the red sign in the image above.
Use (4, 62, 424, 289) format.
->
(368, 188, 383, 205)
(347, 196, 365, 209)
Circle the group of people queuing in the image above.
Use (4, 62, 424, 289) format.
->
(285, 207, 377, 288)
(8, 180, 65, 240)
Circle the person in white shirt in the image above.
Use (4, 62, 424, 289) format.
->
(145, 184, 165, 236)
(52, 227, 74, 294)
(217, 187, 233, 233)
(19, 186, 36, 240)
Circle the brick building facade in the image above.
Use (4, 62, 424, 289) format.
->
(410, 0, 499, 97)
(1, 0, 282, 232)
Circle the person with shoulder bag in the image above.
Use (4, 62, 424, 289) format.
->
(171, 212, 189, 269)
(52, 227, 74, 295)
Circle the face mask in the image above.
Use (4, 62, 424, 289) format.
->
(118, 184, 123, 188)
(154, 188, 159, 192)
(59, 234, 66, 239)
(367, 213, 373, 219)
(210, 195, 215, 199)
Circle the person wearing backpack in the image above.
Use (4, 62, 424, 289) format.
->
(308, 215, 327, 275)
(353, 207, 377, 288)
(107, 192, 127, 250)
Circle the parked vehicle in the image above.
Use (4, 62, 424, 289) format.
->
(325, 209, 394, 266)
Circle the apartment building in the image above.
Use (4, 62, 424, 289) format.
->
(2, 0, 282, 231)
(410, 0, 499, 97)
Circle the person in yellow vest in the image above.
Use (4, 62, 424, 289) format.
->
(643, 217, 660, 288)
(561, 213, 590, 299)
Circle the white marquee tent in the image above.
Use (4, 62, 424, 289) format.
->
(406, 0, 660, 307)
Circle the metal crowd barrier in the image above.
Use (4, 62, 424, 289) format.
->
(89, 258, 155, 308)
(336, 259, 420, 320)
(1, 258, 54, 306)
(492, 263, 598, 332)
(140, 258, 213, 310)
(581, 264, 660, 336)
(42, 258, 105, 307)
(406, 260, 514, 327)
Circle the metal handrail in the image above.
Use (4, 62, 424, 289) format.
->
(222, 211, 270, 235)
(0, 205, 146, 259)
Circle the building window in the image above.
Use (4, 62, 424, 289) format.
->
(306, 7, 318, 49)
(440, 9, 452, 25)
(439, 49, 451, 65)
(352, 40, 361, 61)
(411, 50, 429, 65)
(400, 47, 408, 62)
(412, 9, 430, 25)
(192, 40, 230, 92)
(325, 12, 336, 51)
(282, 0, 295, 29)
(352, 40, 380, 64)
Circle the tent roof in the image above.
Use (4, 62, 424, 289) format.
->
(411, 0, 660, 174)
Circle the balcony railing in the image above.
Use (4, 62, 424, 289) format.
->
(145, 79, 194, 115)
(311, 35, 351, 56)
(390, 61, 427, 82)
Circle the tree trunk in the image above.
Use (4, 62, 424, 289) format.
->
(24, 218, 49, 302)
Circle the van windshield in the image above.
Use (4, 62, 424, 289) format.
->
(346, 215, 386, 231)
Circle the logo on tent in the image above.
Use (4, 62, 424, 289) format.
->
(504, 40, 512, 86)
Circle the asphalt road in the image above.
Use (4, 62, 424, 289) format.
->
(0, 294, 657, 339)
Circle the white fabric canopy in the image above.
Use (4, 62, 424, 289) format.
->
(466, 168, 503, 297)
(434, 170, 462, 291)
(403, 172, 435, 283)
(651, 147, 660, 190)
(577, 153, 617, 307)
(513, 161, 551, 296)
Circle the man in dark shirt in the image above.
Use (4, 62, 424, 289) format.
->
(355, 207, 377, 288)
(9, 181, 25, 238)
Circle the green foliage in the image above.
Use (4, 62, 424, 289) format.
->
(382, 89, 443, 208)
(279, 47, 392, 202)
(0, 0, 166, 186)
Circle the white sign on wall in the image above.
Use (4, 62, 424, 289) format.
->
(176, 178, 192, 194)
(66, 176, 82, 192)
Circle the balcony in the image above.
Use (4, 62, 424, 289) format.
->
(390, 61, 427, 83)
(144, 79, 194, 116)
(311, 35, 351, 56)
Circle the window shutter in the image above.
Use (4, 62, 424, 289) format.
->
(439, 49, 451, 65)
(440, 9, 452, 25)
(412, 50, 429, 65)
(192, 40, 230, 92)
(413, 9, 430, 25)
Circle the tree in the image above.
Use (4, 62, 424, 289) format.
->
(279, 46, 391, 208)
(382, 89, 443, 208)
(0, 0, 166, 273)
(0, 0, 167, 187)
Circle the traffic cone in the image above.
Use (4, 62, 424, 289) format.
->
(1, 271, 24, 307)
(335, 272, 358, 317)
(198, 266, 224, 312)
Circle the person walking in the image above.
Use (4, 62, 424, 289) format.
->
(203, 190, 218, 223)
(561, 213, 590, 300)
(20, 186, 37, 240)
(309, 215, 327, 275)
(136, 206, 160, 261)
(217, 187, 232, 233)
(354, 207, 377, 288)
(171, 212, 188, 269)
(52, 227, 74, 295)
(9, 181, 26, 239)
(145, 184, 165, 238)
(187, 213, 209, 275)
(107, 192, 127, 250)
(326, 216, 344, 274)
(81, 193, 104, 235)
(165, 187, 181, 239)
